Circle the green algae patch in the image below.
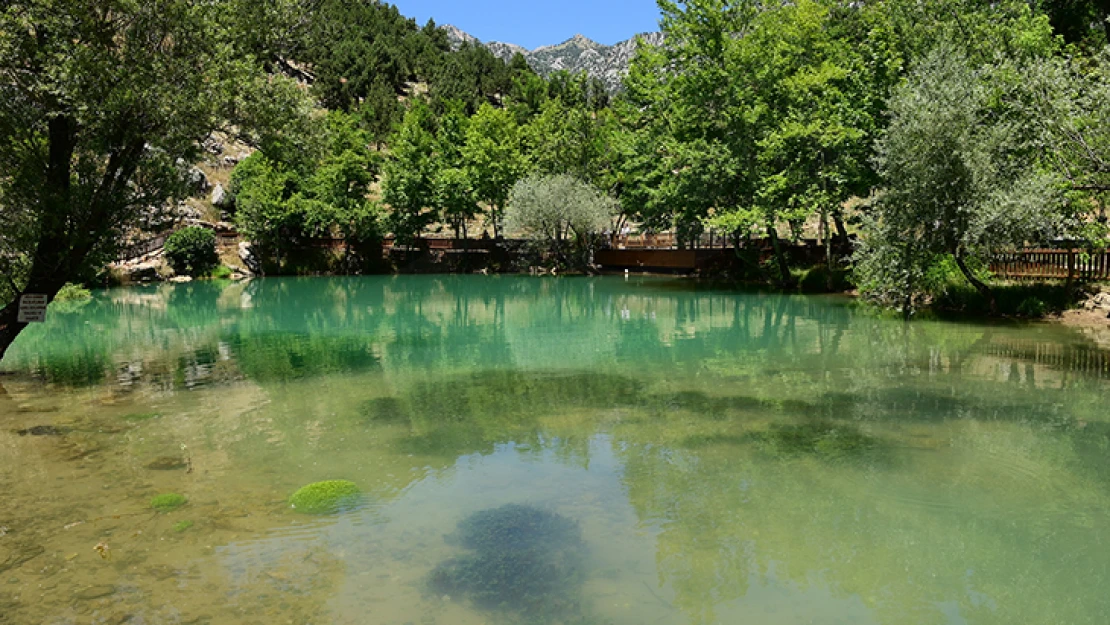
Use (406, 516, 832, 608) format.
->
(289, 480, 362, 514)
(172, 520, 194, 533)
(151, 493, 187, 512)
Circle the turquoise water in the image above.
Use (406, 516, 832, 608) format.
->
(1, 275, 1108, 625)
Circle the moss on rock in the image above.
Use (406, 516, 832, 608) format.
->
(289, 480, 361, 514)
(151, 493, 187, 512)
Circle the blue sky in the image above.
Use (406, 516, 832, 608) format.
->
(390, 0, 662, 49)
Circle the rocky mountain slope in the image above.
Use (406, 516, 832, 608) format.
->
(442, 25, 663, 92)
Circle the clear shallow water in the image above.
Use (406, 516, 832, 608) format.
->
(0, 275, 1108, 625)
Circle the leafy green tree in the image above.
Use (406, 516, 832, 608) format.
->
(744, 0, 885, 283)
(234, 111, 382, 272)
(382, 101, 442, 242)
(462, 103, 529, 237)
(436, 167, 479, 240)
(0, 0, 308, 360)
(1023, 49, 1110, 233)
(524, 99, 619, 191)
(855, 44, 1067, 314)
(506, 174, 618, 270)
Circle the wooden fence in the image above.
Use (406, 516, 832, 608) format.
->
(990, 248, 1110, 281)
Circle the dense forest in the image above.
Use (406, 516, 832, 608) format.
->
(3, 0, 1110, 356)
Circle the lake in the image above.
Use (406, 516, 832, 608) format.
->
(1, 275, 1108, 625)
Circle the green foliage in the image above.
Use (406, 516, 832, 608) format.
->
(172, 520, 195, 533)
(506, 174, 617, 269)
(932, 279, 1081, 316)
(49, 283, 93, 314)
(428, 42, 512, 114)
(151, 493, 187, 512)
(856, 43, 1069, 311)
(382, 101, 442, 242)
(0, 0, 311, 358)
(1017, 297, 1050, 317)
(210, 265, 233, 280)
(233, 111, 383, 272)
(462, 103, 529, 236)
(164, 227, 219, 278)
(288, 480, 362, 514)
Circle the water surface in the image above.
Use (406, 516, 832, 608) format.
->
(1, 276, 1108, 625)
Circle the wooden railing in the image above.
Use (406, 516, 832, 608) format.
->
(990, 248, 1110, 281)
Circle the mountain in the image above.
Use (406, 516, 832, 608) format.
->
(443, 26, 664, 92)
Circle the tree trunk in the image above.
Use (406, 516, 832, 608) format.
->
(0, 274, 66, 363)
(833, 210, 850, 246)
(767, 222, 795, 288)
(823, 209, 834, 292)
(0, 299, 24, 364)
(954, 253, 996, 314)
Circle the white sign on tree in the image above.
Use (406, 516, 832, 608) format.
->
(17, 294, 49, 323)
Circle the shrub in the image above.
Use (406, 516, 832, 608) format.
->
(210, 265, 232, 280)
(1017, 297, 1049, 318)
(163, 227, 218, 277)
(289, 480, 361, 514)
(50, 283, 93, 313)
(151, 493, 187, 511)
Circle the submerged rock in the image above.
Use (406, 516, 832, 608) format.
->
(144, 456, 188, 471)
(15, 425, 70, 437)
(74, 584, 116, 600)
(453, 503, 582, 553)
(430, 547, 584, 614)
(430, 504, 586, 620)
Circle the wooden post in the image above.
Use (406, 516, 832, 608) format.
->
(1066, 248, 1076, 291)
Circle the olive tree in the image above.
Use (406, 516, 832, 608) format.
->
(0, 0, 309, 360)
(855, 44, 1067, 314)
(505, 174, 617, 270)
